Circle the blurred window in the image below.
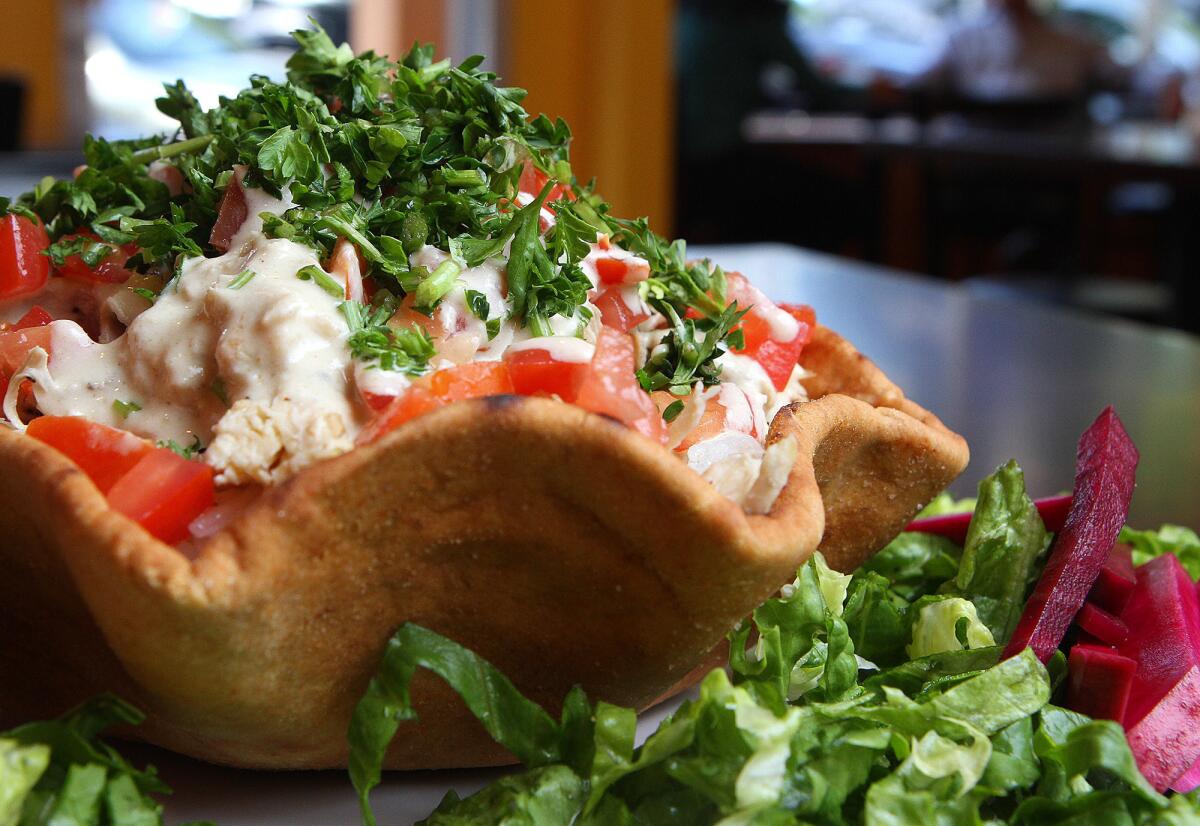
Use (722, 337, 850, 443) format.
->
(85, 0, 349, 140)
(790, 0, 1200, 86)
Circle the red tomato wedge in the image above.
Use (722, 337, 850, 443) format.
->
(427, 361, 515, 401)
(722, 274, 815, 390)
(0, 214, 50, 300)
(358, 387, 443, 444)
(358, 362, 515, 444)
(108, 449, 216, 544)
(593, 288, 650, 332)
(576, 328, 667, 445)
(11, 306, 53, 330)
(518, 163, 574, 207)
(0, 324, 53, 374)
(26, 416, 155, 494)
(504, 348, 590, 401)
(57, 231, 137, 285)
(27, 415, 214, 543)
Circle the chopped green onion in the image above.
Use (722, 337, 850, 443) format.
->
(662, 399, 685, 422)
(413, 259, 461, 311)
(297, 265, 346, 299)
(112, 399, 142, 419)
(227, 268, 257, 290)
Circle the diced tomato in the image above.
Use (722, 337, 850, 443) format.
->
(518, 163, 574, 207)
(57, 231, 137, 285)
(779, 303, 817, 332)
(504, 348, 590, 401)
(359, 362, 515, 444)
(0, 214, 50, 300)
(210, 175, 248, 253)
(427, 361, 514, 401)
(26, 416, 155, 494)
(357, 386, 442, 444)
(594, 254, 650, 286)
(107, 449, 215, 544)
(26, 414, 214, 543)
(722, 273, 815, 391)
(593, 288, 650, 332)
(12, 306, 53, 330)
(576, 328, 667, 445)
(359, 389, 398, 413)
(0, 324, 53, 374)
(595, 258, 628, 285)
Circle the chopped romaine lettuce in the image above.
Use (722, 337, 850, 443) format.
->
(348, 458, 1200, 825)
(1120, 524, 1200, 580)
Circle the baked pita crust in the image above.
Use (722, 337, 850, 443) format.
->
(0, 324, 967, 769)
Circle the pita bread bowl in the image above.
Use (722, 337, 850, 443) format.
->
(0, 323, 965, 770)
(0, 28, 967, 770)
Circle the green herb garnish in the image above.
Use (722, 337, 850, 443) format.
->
(342, 293, 436, 374)
(111, 399, 142, 418)
(157, 435, 204, 459)
(227, 268, 257, 290)
(297, 264, 346, 299)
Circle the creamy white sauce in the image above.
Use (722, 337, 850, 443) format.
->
(29, 188, 364, 484)
(10, 201, 809, 512)
(506, 335, 595, 363)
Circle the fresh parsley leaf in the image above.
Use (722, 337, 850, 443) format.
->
(464, 289, 490, 321)
(342, 292, 437, 374)
(661, 399, 685, 422)
(637, 301, 747, 395)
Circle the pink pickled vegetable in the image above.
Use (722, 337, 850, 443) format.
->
(1002, 407, 1139, 662)
(1067, 643, 1135, 722)
(1075, 602, 1129, 646)
(1089, 543, 1136, 615)
(906, 494, 1073, 544)
(1125, 668, 1200, 791)
(1173, 755, 1200, 794)
(1117, 553, 1200, 791)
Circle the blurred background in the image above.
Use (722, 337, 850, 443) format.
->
(2, 0, 1200, 332)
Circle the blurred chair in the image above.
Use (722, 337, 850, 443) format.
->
(0, 77, 24, 150)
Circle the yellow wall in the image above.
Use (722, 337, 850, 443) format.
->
(507, 0, 676, 233)
(0, 3, 64, 148)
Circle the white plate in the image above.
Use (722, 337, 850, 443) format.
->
(154, 697, 686, 825)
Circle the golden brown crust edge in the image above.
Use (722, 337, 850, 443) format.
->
(0, 324, 967, 770)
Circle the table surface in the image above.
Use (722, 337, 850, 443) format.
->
(127, 241, 1200, 825)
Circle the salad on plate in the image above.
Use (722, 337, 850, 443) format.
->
(0, 24, 970, 773)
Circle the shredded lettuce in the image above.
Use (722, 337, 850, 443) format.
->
(348, 460, 1200, 825)
(907, 596, 996, 658)
(1121, 524, 1200, 580)
(0, 696, 214, 826)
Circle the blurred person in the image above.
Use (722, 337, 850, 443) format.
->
(912, 0, 1130, 106)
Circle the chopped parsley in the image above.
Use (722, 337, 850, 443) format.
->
(3, 22, 748, 389)
(112, 399, 142, 418)
(637, 302, 747, 396)
(342, 293, 436, 374)
(157, 435, 204, 459)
